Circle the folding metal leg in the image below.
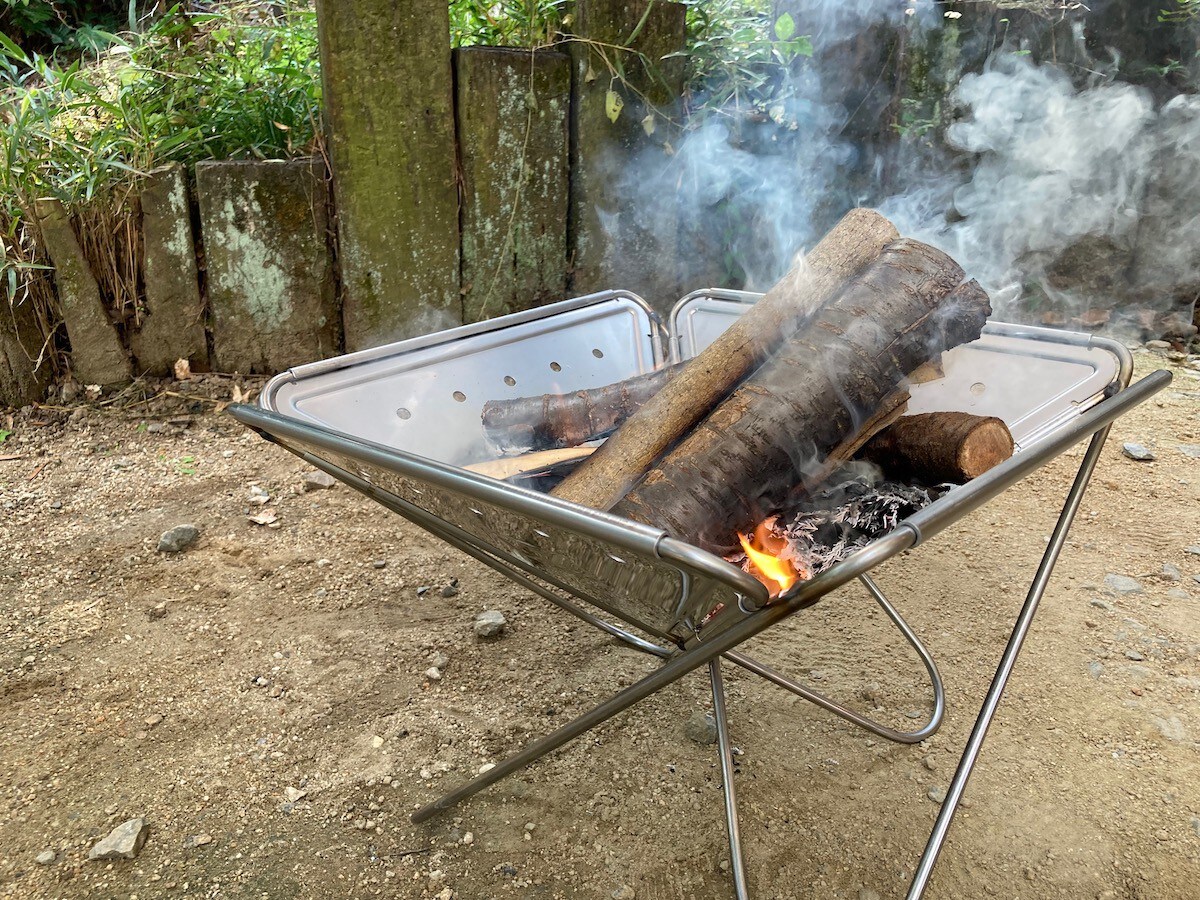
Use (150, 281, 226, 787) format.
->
(906, 425, 1112, 899)
(724, 571, 945, 744)
(710, 658, 750, 900)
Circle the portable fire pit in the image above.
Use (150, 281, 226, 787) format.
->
(232, 287, 1170, 899)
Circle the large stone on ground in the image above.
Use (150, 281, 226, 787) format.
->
(569, 0, 687, 310)
(456, 47, 570, 323)
(131, 164, 208, 375)
(196, 159, 338, 374)
(88, 817, 149, 861)
(317, 0, 460, 348)
(35, 200, 131, 385)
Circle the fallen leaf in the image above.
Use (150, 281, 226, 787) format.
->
(605, 89, 623, 124)
(174, 358, 192, 380)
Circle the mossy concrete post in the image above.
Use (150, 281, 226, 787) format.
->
(456, 47, 570, 324)
(570, 0, 687, 311)
(131, 164, 208, 375)
(317, 0, 460, 349)
(0, 298, 50, 406)
(196, 159, 338, 374)
(35, 200, 131, 386)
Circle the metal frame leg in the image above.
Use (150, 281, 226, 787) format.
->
(906, 426, 1112, 899)
(725, 572, 945, 744)
(710, 659, 750, 900)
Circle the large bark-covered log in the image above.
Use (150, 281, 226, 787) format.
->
(861, 412, 1014, 483)
(611, 242, 992, 552)
(552, 208, 900, 510)
(482, 364, 682, 453)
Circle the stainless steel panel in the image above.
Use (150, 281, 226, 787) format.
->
(261, 292, 663, 466)
(668, 290, 1122, 451)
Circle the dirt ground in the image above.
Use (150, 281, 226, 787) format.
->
(2, 349, 1199, 900)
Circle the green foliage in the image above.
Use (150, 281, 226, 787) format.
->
(449, 0, 565, 49)
(1159, 0, 1200, 22)
(678, 0, 812, 122)
(0, 0, 129, 54)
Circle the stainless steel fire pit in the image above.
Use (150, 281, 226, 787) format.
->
(231, 289, 1171, 899)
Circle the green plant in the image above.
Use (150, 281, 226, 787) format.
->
(0, 2, 322, 379)
(0, 0, 130, 54)
(449, 0, 565, 49)
(678, 0, 813, 123)
(1160, 0, 1200, 22)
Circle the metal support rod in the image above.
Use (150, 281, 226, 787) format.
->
(410, 531, 914, 824)
(725, 572, 945, 744)
(906, 425, 1112, 899)
(710, 659, 750, 900)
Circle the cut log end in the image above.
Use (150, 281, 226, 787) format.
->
(861, 411, 1014, 483)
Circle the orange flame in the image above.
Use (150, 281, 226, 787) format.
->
(738, 518, 805, 597)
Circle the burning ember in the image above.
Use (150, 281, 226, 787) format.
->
(731, 476, 942, 598)
(737, 517, 808, 597)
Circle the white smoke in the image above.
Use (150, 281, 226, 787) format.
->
(627, 7, 1200, 336)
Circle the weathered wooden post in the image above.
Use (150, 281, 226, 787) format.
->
(316, 0, 461, 350)
(569, 0, 687, 311)
(456, 47, 571, 323)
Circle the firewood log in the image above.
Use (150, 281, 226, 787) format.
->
(465, 446, 596, 481)
(611, 242, 992, 553)
(481, 364, 682, 453)
(552, 208, 900, 510)
(860, 412, 1014, 483)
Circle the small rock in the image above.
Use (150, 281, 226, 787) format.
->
(88, 817, 149, 861)
(1088, 661, 1105, 678)
(474, 610, 507, 639)
(424, 667, 443, 682)
(147, 602, 168, 621)
(35, 850, 55, 865)
(684, 710, 718, 745)
(1185, 546, 1200, 556)
(441, 579, 460, 598)
(921, 756, 937, 772)
(1191, 817, 1200, 839)
(1125, 650, 1145, 661)
(927, 785, 947, 804)
(1121, 442, 1156, 461)
(371, 735, 385, 749)
(1145, 340, 1171, 351)
(1104, 574, 1142, 595)
(500, 864, 518, 876)
(1161, 563, 1183, 582)
(859, 682, 883, 705)
(1177, 444, 1200, 459)
(1167, 588, 1189, 601)
(372, 560, 387, 569)
(432, 652, 449, 670)
(612, 886, 636, 900)
(143, 714, 164, 728)
(858, 890, 882, 900)
(1089, 598, 1113, 611)
(157, 524, 199, 553)
(302, 471, 336, 491)
(417, 586, 430, 597)
(284, 787, 307, 803)
(462, 832, 474, 845)
(247, 485, 271, 505)
(183, 833, 212, 849)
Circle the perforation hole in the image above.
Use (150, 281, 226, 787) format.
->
(608, 554, 626, 565)
(503, 375, 516, 387)
(453, 391, 467, 402)
(549, 362, 562, 372)
(396, 407, 412, 420)
(970, 382, 986, 396)
(592, 348, 604, 359)
(470, 507, 485, 518)
(533, 529, 549, 538)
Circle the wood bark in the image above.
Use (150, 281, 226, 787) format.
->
(482, 363, 682, 453)
(552, 207, 900, 510)
(611, 243, 992, 552)
(861, 412, 1014, 483)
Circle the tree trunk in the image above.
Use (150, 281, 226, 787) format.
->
(611, 242, 991, 553)
(861, 412, 1013, 483)
(552, 207, 900, 510)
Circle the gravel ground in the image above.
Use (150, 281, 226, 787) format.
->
(1, 350, 1198, 900)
